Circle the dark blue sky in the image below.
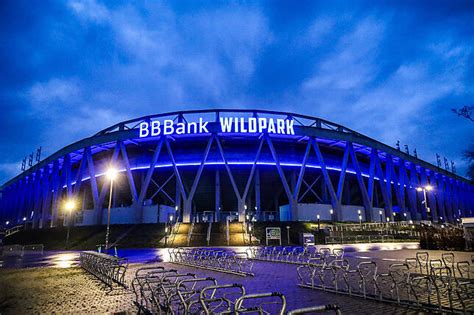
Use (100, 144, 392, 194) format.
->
(0, 0, 473, 184)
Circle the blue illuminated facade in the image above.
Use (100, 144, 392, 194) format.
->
(1, 109, 473, 228)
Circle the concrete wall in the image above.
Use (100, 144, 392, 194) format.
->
(76, 204, 166, 226)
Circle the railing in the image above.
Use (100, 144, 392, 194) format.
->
(325, 235, 407, 244)
(1, 244, 44, 257)
(4, 225, 23, 237)
(296, 251, 473, 313)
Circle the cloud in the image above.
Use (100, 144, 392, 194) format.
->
(68, 0, 110, 23)
(29, 78, 81, 108)
(0, 1, 473, 184)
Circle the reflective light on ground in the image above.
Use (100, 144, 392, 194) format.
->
(49, 253, 80, 268)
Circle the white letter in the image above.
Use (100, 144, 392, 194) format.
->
(220, 117, 233, 132)
(240, 118, 248, 133)
(286, 119, 295, 135)
(234, 117, 239, 132)
(257, 118, 267, 133)
(151, 121, 161, 136)
(139, 122, 149, 138)
(277, 119, 285, 134)
(163, 120, 174, 135)
(199, 118, 209, 133)
(248, 118, 257, 133)
(268, 118, 276, 133)
(176, 122, 186, 134)
(187, 122, 197, 134)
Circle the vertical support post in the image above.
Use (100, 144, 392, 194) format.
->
(215, 169, 220, 222)
(255, 168, 261, 220)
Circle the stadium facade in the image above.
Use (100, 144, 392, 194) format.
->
(0, 109, 473, 228)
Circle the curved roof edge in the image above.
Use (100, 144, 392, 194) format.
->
(1, 109, 472, 188)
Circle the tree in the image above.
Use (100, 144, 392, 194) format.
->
(452, 106, 474, 179)
(466, 144, 474, 180)
(452, 105, 474, 122)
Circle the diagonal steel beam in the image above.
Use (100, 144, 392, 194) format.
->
(293, 140, 312, 201)
(348, 142, 372, 221)
(265, 135, 293, 202)
(188, 135, 214, 201)
(138, 138, 164, 204)
(215, 136, 242, 199)
(119, 141, 138, 202)
(243, 138, 265, 200)
(165, 138, 187, 200)
(336, 144, 350, 203)
(310, 138, 339, 220)
(150, 173, 175, 199)
(299, 177, 322, 202)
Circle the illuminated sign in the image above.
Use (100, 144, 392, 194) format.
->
(139, 117, 294, 137)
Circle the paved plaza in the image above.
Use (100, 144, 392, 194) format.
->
(0, 248, 472, 314)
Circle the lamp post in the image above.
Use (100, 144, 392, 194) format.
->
(248, 224, 253, 244)
(403, 212, 407, 222)
(357, 209, 362, 228)
(317, 214, 320, 230)
(286, 225, 290, 245)
(65, 200, 75, 247)
(105, 167, 117, 252)
(379, 210, 383, 223)
(329, 209, 334, 223)
(416, 185, 433, 220)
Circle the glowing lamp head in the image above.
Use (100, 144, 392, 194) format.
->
(65, 200, 75, 212)
(329, 209, 333, 214)
(22, 217, 27, 222)
(5, 220, 9, 225)
(169, 215, 174, 222)
(316, 214, 320, 219)
(416, 187, 423, 192)
(425, 185, 433, 191)
(386, 217, 390, 222)
(357, 209, 361, 215)
(379, 210, 382, 215)
(106, 167, 118, 181)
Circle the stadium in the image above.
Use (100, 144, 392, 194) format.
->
(1, 109, 473, 229)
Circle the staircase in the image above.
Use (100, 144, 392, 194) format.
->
(228, 222, 247, 246)
(166, 222, 250, 247)
(169, 223, 191, 247)
(189, 223, 208, 246)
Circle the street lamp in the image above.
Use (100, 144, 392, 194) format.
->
(357, 209, 362, 227)
(286, 225, 290, 245)
(65, 200, 75, 247)
(105, 167, 118, 252)
(403, 212, 407, 221)
(316, 214, 320, 230)
(5, 220, 9, 226)
(416, 185, 433, 217)
(329, 209, 334, 222)
(379, 210, 383, 223)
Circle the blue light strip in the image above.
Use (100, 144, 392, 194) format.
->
(64, 161, 408, 188)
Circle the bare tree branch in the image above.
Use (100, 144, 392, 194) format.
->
(452, 105, 474, 122)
